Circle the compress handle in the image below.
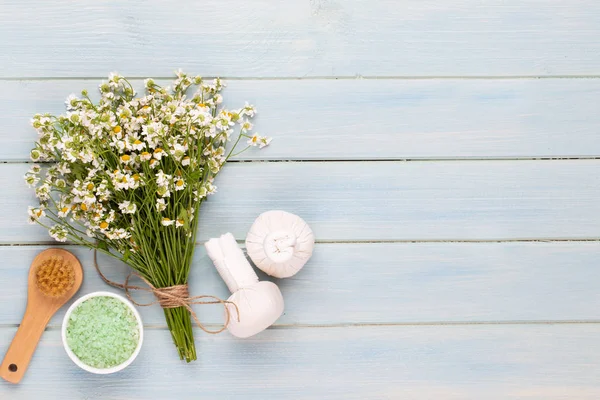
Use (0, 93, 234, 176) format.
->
(0, 309, 50, 384)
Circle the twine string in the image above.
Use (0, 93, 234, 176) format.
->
(93, 249, 239, 335)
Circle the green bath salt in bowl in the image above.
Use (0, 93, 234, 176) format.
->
(62, 292, 143, 374)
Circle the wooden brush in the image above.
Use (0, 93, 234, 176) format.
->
(0, 248, 83, 384)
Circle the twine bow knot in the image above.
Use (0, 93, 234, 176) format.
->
(94, 250, 239, 334)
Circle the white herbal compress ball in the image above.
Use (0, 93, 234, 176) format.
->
(245, 210, 315, 278)
(205, 233, 284, 338)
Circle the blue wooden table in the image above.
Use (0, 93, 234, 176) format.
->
(1, 1, 600, 398)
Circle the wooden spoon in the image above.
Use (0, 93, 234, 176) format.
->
(0, 248, 83, 384)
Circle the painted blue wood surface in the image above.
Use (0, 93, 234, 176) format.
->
(2, 325, 600, 399)
(2, 161, 600, 244)
(0, 0, 599, 398)
(2, 79, 600, 161)
(1, 242, 600, 327)
(1, 1, 600, 77)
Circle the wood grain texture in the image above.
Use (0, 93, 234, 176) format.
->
(1, 242, 600, 327)
(1, 1, 600, 78)
(3, 79, 600, 161)
(1, 325, 600, 399)
(6, 160, 600, 243)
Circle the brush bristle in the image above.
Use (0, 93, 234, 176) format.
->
(35, 256, 75, 297)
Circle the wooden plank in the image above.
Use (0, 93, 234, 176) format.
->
(5, 160, 600, 243)
(1, 325, 599, 399)
(1, 242, 600, 327)
(1, 1, 600, 78)
(3, 79, 600, 161)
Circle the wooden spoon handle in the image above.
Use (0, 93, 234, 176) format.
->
(0, 308, 50, 384)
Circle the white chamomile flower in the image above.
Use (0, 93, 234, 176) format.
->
(247, 134, 260, 147)
(181, 156, 191, 166)
(240, 120, 253, 132)
(65, 94, 80, 110)
(153, 148, 165, 160)
(174, 179, 186, 191)
(27, 206, 45, 224)
(170, 143, 187, 160)
(140, 151, 152, 161)
(30, 149, 41, 161)
(156, 198, 167, 212)
(144, 78, 155, 89)
(242, 102, 256, 117)
(175, 219, 185, 228)
(49, 225, 69, 242)
(157, 186, 171, 198)
(105, 228, 130, 240)
(208, 158, 221, 174)
(120, 154, 134, 165)
(127, 136, 145, 151)
(106, 210, 116, 223)
(35, 183, 51, 201)
(161, 218, 175, 226)
(259, 136, 272, 149)
(193, 189, 203, 201)
(57, 163, 71, 174)
(206, 183, 217, 195)
(24, 173, 40, 188)
(83, 192, 96, 206)
(58, 205, 71, 218)
(118, 201, 137, 214)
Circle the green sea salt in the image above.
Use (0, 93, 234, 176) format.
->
(66, 296, 140, 369)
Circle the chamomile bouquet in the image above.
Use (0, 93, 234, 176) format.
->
(25, 70, 271, 362)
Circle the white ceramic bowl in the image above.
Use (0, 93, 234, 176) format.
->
(61, 291, 144, 374)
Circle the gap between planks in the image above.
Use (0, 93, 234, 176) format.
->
(2, 320, 600, 331)
(6, 157, 600, 165)
(2, 238, 600, 247)
(3, 75, 600, 81)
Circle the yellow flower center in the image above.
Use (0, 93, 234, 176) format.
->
(176, 180, 184, 187)
(141, 151, 150, 157)
(177, 219, 184, 225)
(80, 204, 88, 211)
(61, 207, 69, 213)
(134, 139, 142, 145)
(154, 148, 163, 154)
(150, 159, 157, 165)
(35, 210, 43, 217)
(113, 126, 122, 134)
(121, 154, 131, 162)
(99, 221, 109, 229)
(133, 174, 140, 181)
(121, 177, 128, 183)
(87, 183, 94, 190)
